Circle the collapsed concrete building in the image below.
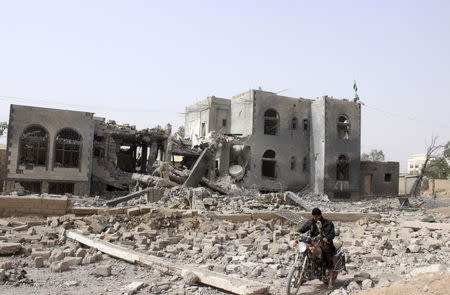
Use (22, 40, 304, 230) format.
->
(185, 89, 399, 199)
(2, 105, 171, 195)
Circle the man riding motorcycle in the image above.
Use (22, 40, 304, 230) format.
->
(299, 208, 336, 288)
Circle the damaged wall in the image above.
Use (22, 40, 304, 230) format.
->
(317, 97, 361, 199)
(241, 90, 312, 191)
(185, 89, 378, 199)
(360, 161, 399, 197)
(185, 96, 230, 146)
(5, 105, 95, 195)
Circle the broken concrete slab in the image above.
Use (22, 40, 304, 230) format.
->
(105, 188, 152, 207)
(66, 230, 270, 295)
(123, 281, 147, 295)
(401, 221, 450, 231)
(183, 147, 214, 188)
(0, 243, 22, 255)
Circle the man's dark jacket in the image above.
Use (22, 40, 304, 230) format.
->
(299, 217, 336, 249)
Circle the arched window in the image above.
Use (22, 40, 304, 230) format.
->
(264, 109, 279, 135)
(337, 115, 350, 139)
(54, 128, 82, 168)
(291, 117, 298, 130)
(336, 154, 349, 181)
(262, 149, 276, 178)
(19, 125, 49, 166)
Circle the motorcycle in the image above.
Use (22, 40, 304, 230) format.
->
(286, 226, 346, 295)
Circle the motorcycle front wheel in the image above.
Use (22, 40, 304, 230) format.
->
(286, 256, 308, 295)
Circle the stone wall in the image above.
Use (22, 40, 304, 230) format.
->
(360, 161, 399, 197)
(0, 195, 69, 217)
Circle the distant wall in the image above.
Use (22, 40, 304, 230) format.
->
(422, 179, 450, 195)
(0, 195, 69, 217)
(398, 175, 418, 195)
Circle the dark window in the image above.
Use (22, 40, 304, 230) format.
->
(262, 149, 276, 178)
(264, 109, 279, 135)
(94, 135, 105, 158)
(54, 128, 82, 168)
(303, 119, 308, 131)
(49, 182, 74, 195)
(337, 115, 350, 139)
(19, 126, 48, 166)
(291, 117, 298, 130)
(222, 119, 227, 127)
(384, 173, 392, 182)
(303, 156, 307, 172)
(94, 147, 104, 158)
(336, 154, 350, 181)
(201, 122, 206, 137)
(290, 156, 296, 170)
(19, 181, 42, 194)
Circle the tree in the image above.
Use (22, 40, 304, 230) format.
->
(410, 136, 444, 197)
(175, 126, 185, 138)
(361, 149, 385, 161)
(444, 141, 450, 159)
(0, 121, 7, 137)
(424, 157, 450, 179)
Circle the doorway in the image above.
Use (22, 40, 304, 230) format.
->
(364, 174, 373, 195)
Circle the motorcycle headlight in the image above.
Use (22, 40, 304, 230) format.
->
(298, 242, 307, 253)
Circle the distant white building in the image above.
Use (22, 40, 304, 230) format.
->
(407, 154, 430, 174)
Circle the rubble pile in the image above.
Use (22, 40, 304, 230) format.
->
(0, 194, 449, 295)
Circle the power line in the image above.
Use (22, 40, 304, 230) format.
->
(0, 95, 181, 114)
(362, 102, 450, 129)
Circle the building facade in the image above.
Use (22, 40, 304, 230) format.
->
(407, 154, 427, 174)
(186, 89, 399, 199)
(4, 105, 170, 196)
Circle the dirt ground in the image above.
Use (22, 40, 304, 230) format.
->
(356, 273, 450, 295)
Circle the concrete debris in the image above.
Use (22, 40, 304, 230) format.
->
(0, 243, 22, 255)
(0, 190, 448, 294)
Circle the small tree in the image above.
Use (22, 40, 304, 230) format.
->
(361, 149, 385, 161)
(410, 136, 444, 197)
(444, 141, 450, 159)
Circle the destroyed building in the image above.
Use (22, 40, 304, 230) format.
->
(2, 105, 171, 195)
(185, 89, 399, 199)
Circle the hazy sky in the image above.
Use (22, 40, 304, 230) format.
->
(0, 1, 449, 172)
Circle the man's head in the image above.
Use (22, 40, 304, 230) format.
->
(312, 208, 322, 221)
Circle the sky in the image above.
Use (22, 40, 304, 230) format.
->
(0, 0, 449, 172)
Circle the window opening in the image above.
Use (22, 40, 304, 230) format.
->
(19, 126, 48, 166)
(384, 173, 392, 182)
(264, 109, 279, 135)
(291, 117, 298, 130)
(337, 115, 350, 139)
(262, 149, 276, 178)
(55, 128, 82, 168)
(290, 156, 296, 170)
(201, 122, 206, 137)
(222, 119, 227, 127)
(303, 119, 309, 131)
(336, 154, 350, 181)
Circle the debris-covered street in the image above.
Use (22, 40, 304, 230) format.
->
(1, 185, 449, 294)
